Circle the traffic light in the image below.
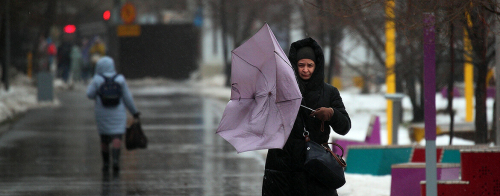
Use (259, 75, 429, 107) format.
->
(64, 24, 76, 34)
(103, 10, 111, 21)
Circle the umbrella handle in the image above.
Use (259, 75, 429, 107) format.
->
(300, 105, 314, 112)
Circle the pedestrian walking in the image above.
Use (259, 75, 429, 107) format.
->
(262, 37, 351, 196)
(68, 43, 83, 88)
(80, 37, 93, 82)
(90, 36, 106, 71)
(86, 56, 140, 174)
(57, 40, 72, 83)
(37, 36, 49, 71)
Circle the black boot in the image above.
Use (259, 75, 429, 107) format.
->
(102, 151, 110, 172)
(112, 148, 120, 174)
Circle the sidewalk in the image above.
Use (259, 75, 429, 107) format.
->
(0, 80, 265, 195)
(0, 75, 62, 137)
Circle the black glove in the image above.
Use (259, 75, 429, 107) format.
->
(133, 112, 140, 119)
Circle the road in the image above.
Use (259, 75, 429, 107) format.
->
(0, 82, 265, 196)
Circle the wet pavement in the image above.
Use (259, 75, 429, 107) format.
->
(0, 84, 265, 195)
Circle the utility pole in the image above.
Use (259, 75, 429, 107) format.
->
(423, 12, 437, 196)
(385, 0, 396, 145)
(495, 0, 500, 145)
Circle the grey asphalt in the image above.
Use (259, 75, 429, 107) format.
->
(0, 84, 265, 196)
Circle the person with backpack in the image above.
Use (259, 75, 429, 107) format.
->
(86, 56, 140, 174)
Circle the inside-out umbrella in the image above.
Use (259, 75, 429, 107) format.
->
(216, 23, 302, 153)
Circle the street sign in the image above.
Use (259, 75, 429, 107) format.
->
(121, 2, 136, 24)
(117, 25, 140, 37)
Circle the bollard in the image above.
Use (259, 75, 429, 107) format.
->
(385, 93, 405, 145)
(37, 71, 54, 102)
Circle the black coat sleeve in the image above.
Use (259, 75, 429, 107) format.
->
(327, 85, 351, 135)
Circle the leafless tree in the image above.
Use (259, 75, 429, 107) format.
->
(207, 0, 295, 86)
(306, 0, 500, 144)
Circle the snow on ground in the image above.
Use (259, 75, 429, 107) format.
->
(0, 73, 491, 196)
(194, 75, 487, 196)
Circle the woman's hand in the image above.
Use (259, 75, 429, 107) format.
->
(133, 112, 141, 123)
(310, 107, 334, 121)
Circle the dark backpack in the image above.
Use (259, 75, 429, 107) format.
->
(98, 74, 122, 107)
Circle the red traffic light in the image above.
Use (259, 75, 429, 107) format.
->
(64, 25, 76, 34)
(103, 10, 111, 21)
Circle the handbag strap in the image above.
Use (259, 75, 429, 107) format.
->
(326, 142, 345, 157)
(322, 143, 347, 167)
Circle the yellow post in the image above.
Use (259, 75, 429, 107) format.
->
(464, 11, 474, 122)
(331, 77, 343, 90)
(27, 52, 32, 78)
(385, 0, 396, 144)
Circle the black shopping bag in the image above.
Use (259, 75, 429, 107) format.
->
(125, 121, 147, 150)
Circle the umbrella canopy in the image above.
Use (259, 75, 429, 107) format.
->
(216, 23, 302, 153)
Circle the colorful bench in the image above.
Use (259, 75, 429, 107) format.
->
(345, 145, 472, 176)
(420, 149, 500, 195)
(391, 145, 494, 196)
(344, 145, 413, 175)
(391, 163, 460, 196)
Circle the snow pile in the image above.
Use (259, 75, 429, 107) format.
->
(0, 75, 56, 123)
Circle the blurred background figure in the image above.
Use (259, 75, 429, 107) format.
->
(37, 36, 57, 72)
(68, 40, 83, 88)
(57, 39, 73, 83)
(37, 36, 49, 71)
(90, 36, 106, 73)
(80, 37, 93, 83)
(46, 37, 57, 72)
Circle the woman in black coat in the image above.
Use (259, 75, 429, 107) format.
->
(262, 37, 351, 196)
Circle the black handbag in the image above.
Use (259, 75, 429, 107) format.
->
(125, 120, 148, 150)
(303, 127, 347, 189)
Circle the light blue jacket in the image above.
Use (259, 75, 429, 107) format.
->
(86, 56, 138, 135)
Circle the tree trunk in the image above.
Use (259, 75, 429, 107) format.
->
(413, 104, 425, 122)
(316, 0, 325, 45)
(492, 101, 497, 143)
(361, 63, 370, 94)
(407, 73, 424, 122)
(448, 10, 455, 145)
(326, 28, 334, 85)
(0, 13, 4, 71)
(470, 9, 488, 144)
(220, 0, 230, 87)
(298, 3, 309, 35)
(34, 0, 57, 73)
(475, 63, 488, 144)
(2, 0, 9, 89)
(416, 76, 426, 122)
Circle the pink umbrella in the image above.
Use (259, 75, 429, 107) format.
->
(216, 23, 302, 153)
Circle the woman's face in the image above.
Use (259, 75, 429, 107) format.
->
(297, 59, 315, 80)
